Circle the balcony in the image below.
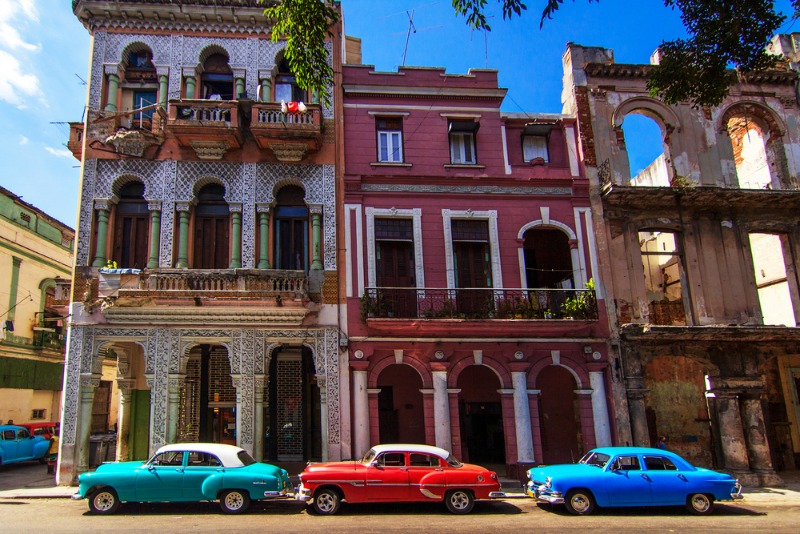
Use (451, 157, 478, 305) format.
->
(363, 287, 597, 320)
(118, 268, 307, 300)
(67, 122, 84, 160)
(250, 102, 323, 162)
(166, 99, 244, 159)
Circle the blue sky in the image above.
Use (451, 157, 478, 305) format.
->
(0, 0, 797, 227)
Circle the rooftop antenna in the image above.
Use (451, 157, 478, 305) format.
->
(402, 10, 416, 66)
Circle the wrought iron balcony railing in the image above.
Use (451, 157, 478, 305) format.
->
(361, 287, 598, 321)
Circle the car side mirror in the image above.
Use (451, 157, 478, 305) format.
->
(370, 461, 383, 470)
(148, 464, 156, 471)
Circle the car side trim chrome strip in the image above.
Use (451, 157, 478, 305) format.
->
(419, 488, 442, 499)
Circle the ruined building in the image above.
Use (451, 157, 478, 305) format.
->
(563, 38, 800, 486)
(60, 0, 347, 483)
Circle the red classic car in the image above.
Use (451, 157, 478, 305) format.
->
(296, 444, 505, 515)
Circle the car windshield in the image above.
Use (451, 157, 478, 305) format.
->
(445, 454, 463, 467)
(361, 449, 377, 464)
(578, 451, 611, 468)
(237, 450, 256, 466)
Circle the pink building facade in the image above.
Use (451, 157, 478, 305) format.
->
(341, 65, 613, 477)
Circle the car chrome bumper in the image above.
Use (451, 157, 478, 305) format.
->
(70, 492, 83, 500)
(263, 488, 292, 498)
(731, 482, 744, 500)
(295, 484, 312, 502)
(526, 482, 563, 504)
(488, 491, 507, 499)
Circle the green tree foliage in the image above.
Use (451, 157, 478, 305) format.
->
(264, 0, 799, 108)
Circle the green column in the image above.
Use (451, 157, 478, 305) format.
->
(176, 209, 190, 268)
(310, 209, 323, 271)
(229, 210, 242, 269)
(105, 73, 120, 112)
(147, 208, 161, 268)
(260, 79, 271, 102)
(257, 210, 271, 269)
(185, 76, 196, 99)
(91, 207, 110, 267)
(6, 257, 21, 323)
(311, 88, 320, 105)
(235, 78, 245, 100)
(158, 74, 168, 107)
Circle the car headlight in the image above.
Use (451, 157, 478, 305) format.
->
(545, 477, 552, 489)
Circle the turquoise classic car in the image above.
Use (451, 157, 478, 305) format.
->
(74, 443, 292, 514)
(0, 425, 50, 466)
(527, 446, 743, 515)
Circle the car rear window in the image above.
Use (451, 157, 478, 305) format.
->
(643, 456, 678, 471)
(237, 450, 256, 466)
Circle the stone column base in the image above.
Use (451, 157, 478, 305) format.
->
(755, 469, 784, 488)
(506, 462, 536, 482)
(728, 469, 761, 488)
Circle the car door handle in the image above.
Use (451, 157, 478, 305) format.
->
(678, 474, 688, 482)
(640, 473, 651, 481)
(175, 468, 184, 472)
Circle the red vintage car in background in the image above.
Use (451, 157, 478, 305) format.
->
(296, 444, 505, 515)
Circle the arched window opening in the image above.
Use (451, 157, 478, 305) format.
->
(120, 47, 157, 126)
(639, 230, 687, 325)
(622, 114, 670, 187)
(273, 185, 308, 271)
(112, 181, 149, 269)
(730, 123, 772, 189)
(377, 364, 425, 444)
(193, 183, 229, 269)
(274, 56, 305, 102)
(200, 53, 233, 100)
(523, 227, 573, 289)
(749, 233, 796, 326)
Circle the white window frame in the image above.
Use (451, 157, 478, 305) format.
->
(523, 135, 549, 163)
(366, 207, 425, 291)
(442, 209, 502, 289)
(449, 131, 476, 164)
(377, 129, 403, 163)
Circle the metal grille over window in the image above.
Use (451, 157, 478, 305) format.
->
(375, 218, 413, 241)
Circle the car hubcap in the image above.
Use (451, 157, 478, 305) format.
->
(571, 494, 589, 513)
(451, 492, 469, 509)
(318, 493, 335, 512)
(225, 492, 243, 510)
(692, 495, 710, 512)
(94, 492, 114, 511)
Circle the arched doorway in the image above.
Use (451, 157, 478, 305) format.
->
(112, 181, 149, 269)
(457, 365, 505, 464)
(273, 185, 308, 271)
(200, 52, 233, 100)
(376, 364, 425, 444)
(265, 346, 321, 462)
(178, 344, 236, 445)
(193, 183, 229, 269)
(537, 365, 580, 464)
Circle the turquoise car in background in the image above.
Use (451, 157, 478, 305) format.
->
(74, 443, 292, 514)
(527, 446, 742, 515)
(0, 425, 50, 467)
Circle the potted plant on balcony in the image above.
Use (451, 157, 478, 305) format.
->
(560, 279, 596, 319)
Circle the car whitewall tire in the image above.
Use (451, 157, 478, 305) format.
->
(219, 489, 251, 514)
(686, 493, 715, 515)
(89, 486, 120, 514)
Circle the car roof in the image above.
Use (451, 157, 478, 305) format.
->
(154, 443, 247, 467)
(369, 444, 451, 459)
(590, 446, 683, 457)
(0, 425, 26, 431)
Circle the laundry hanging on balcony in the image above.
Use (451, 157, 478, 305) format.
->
(281, 100, 307, 114)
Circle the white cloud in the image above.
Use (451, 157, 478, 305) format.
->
(0, 0, 42, 107)
(45, 146, 72, 158)
(19, 135, 28, 145)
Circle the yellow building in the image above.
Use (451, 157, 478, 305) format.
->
(0, 185, 74, 425)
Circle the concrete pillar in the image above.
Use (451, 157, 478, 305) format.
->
(714, 391, 753, 483)
(167, 375, 183, 444)
(318, 377, 329, 462)
(420, 389, 436, 446)
(257, 206, 271, 269)
(310, 205, 323, 271)
(91, 201, 111, 267)
(232, 375, 243, 449)
(447, 389, 462, 457)
(158, 74, 168, 107)
(590, 370, 612, 447)
(433, 370, 451, 451)
(175, 206, 191, 268)
(115, 380, 135, 461)
(575, 389, 597, 453)
(527, 390, 544, 463)
(235, 77, 245, 99)
(254, 375, 266, 461)
(511, 372, 534, 463)
(104, 69, 120, 112)
(352, 366, 370, 458)
(367, 388, 381, 446)
(626, 388, 650, 446)
(147, 202, 161, 268)
(229, 206, 242, 269)
(741, 393, 784, 486)
(260, 79, 271, 102)
(77, 374, 100, 475)
(184, 75, 196, 100)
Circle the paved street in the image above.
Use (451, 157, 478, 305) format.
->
(2, 462, 800, 532)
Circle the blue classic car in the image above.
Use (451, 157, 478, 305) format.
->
(74, 443, 292, 514)
(527, 446, 742, 515)
(0, 425, 50, 467)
